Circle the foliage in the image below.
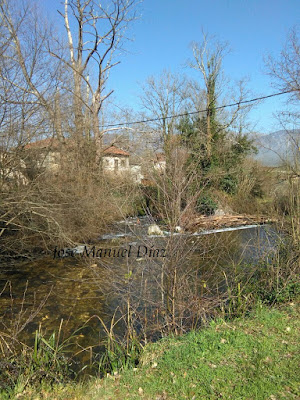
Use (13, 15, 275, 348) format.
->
(21, 301, 300, 400)
(97, 338, 142, 377)
(130, 189, 147, 216)
(0, 324, 75, 396)
(222, 238, 300, 320)
(0, 171, 140, 259)
(195, 193, 218, 215)
(177, 113, 257, 209)
(219, 173, 238, 194)
(173, 34, 258, 213)
(254, 245, 300, 305)
(140, 184, 164, 217)
(257, 276, 300, 304)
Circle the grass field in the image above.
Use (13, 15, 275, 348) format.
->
(8, 300, 300, 400)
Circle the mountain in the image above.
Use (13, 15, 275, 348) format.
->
(252, 130, 300, 166)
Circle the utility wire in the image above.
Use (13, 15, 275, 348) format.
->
(102, 90, 293, 128)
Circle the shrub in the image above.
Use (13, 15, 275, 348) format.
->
(196, 194, 218, 215)
(0, 326, 75, 396)
(219, 174, 238, 194)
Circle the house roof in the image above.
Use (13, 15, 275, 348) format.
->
(103, 145, 130, 157)
(24, 139, 131, 157)
(24, 138, 62, 150)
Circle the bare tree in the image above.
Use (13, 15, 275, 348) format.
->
(0, 0, 141, 258)
(0, 0, 139, 159)
(265, 26, 300, 242)
(0, 0, 70, 163)
(49, 0, 139, 158)
(0, 0, 63, 121)
(139, 70, 188, 154)
(266, 26, 300, 101)
(265, 26, 300, 177)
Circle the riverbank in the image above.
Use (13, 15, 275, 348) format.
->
(7, 299, 300, 399)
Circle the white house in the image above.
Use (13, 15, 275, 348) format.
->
(24, 138, 61, 172)
(102, 145, 143, 183)
(129, 164, 143, 184)
(153, 153, 166, 172)
(102, 145, 130, 172)
(21, 139, 162, 185)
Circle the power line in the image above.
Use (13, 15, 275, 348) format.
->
(102, 90, 293, 129)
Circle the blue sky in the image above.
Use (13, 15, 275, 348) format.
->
(44, 0, 299, 133)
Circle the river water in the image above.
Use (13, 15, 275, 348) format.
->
(0, 217, 281, 372)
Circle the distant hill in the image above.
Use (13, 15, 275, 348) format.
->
(104, 130, 300, 166)
(252, 130, 299, 166)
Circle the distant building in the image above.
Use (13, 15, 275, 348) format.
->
(102, 145, 130, 172)
(22, 139, 144, 183)
(102, 145, 143, 183)
(153, 153, 166, 172)
(23, 138, 61, 172)
(129, 164, 143, 184)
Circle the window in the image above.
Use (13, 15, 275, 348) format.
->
(121, 159, 126, 168)
(114, 159, 119, 171)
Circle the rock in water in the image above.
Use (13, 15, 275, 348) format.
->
(148, 224, 163, 236)
(214, 208, 226, 216)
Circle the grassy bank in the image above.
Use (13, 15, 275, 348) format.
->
(8, 299, 299, 400)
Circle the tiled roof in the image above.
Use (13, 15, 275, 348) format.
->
(24, 139, 131, 157)
(103, 145, 130, 156)
(24, 138, 61, 150)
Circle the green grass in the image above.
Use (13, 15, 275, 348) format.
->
(7, 300, 300, 399)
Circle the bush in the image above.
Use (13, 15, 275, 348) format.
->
(222, 238, 300, 320)
(97, 338, 142, 376)
(219, 174, 238, 194)
(196, 194, 218, 215)
(0, 327, 75, 396)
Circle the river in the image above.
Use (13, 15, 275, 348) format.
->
(0, 217, 281, 373)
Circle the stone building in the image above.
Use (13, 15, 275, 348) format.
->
(22, 139, 144, 183)
(102, 145, 130, 172)
(102, 145, 143, 183)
